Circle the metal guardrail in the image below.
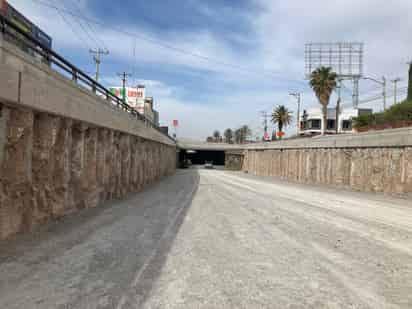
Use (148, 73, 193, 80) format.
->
(0, 14, 175, 142)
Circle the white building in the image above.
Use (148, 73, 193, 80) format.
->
(300, 107, 372, 135)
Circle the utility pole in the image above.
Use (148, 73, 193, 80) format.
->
(289, 92, 301, 136)
(363, 76, 387, 111)
(352, 77, 360, 109)
(117, 72, 132, 102)
(391, 78, 401, 105)
(89, 48, 109, 82)
(260, 111, 270, 141)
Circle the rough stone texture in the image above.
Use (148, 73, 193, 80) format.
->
(242, 147, 412, 194)
(0, 106, 176, 240)
(224, 151, 244, 171)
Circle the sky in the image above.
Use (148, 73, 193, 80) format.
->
(7, 0, 412, 140)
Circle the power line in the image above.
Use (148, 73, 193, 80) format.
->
(51, 0, 92, 50)
(341, 87, 408, 108)
(68, 0, 108, 51)
(30, 0, 305, 83)
(56, 0, 103, 50)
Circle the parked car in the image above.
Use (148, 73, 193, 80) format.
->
(204, 161, 214, 169)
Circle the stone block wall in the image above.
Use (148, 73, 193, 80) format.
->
(0, 105, 176, 240)
(225, 151, 244, 171)
(242, 147, 412, 194)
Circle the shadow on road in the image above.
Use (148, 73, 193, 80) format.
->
(0, 169, 200, 309)
(120, 169, 200, 308)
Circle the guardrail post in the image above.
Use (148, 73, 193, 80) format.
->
(72, 69, 78, 83)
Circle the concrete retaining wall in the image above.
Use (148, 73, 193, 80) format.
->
(0, 105, 176, 240)
(0, 37, 176, 240)
(242, 130, 412, 194)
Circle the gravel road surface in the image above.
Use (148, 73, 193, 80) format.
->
(1, 169, 411, 308)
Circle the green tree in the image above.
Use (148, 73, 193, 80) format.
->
(213, 130, 221, 143)
(240, 125, 252, 143)
(224, 128, 233, 144)
(234, 128, 242, 144)
(309, 66, 338, 135)
(271, 105, 293, 139)
(206, 136, 214, 143)
(233, 125, 252, 144)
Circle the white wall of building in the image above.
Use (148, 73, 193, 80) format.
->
(301, 107, 372, 135)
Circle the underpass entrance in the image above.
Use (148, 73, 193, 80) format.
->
(179, 149, 225, 167)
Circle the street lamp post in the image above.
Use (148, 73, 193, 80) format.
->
(391, 78, 401, 105)
(289, 92, 301, 136)
(335, 79, 343, 134)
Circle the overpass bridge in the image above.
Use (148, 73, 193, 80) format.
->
(176, 139, 244, 167)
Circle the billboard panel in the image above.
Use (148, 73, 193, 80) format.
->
(109, 86, 145, 113)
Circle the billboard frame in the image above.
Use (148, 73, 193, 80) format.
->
(305, 42, 364, 79)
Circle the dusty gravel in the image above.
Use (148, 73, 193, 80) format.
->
(1, 169, 411, 309)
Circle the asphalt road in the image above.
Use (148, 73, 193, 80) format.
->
(0, 169, 411, 308)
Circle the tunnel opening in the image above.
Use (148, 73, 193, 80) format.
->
(179, 149, 225, 167)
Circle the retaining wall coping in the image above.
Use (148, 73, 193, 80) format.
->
(244, 127, 412, 150)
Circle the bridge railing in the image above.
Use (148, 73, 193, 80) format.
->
(0, 14, 175, 142)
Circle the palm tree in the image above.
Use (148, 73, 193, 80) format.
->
(212, 130, 221, 143)
(224, 128, 233, 144)
(271, 105, 293, 139)
(309, 66, 338, 135)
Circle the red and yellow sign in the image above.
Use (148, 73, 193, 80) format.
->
(0, 0, 7, 15)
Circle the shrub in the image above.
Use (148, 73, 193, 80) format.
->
(353, 100, 412, 129)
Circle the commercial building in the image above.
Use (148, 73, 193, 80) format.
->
(109, 85, 160, 126)
(300, 107, 372, 135)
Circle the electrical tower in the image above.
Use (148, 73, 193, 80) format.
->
(289, 92, 301, 135)
(260, 111, 270, 141)
(90, 48, 109, 82)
